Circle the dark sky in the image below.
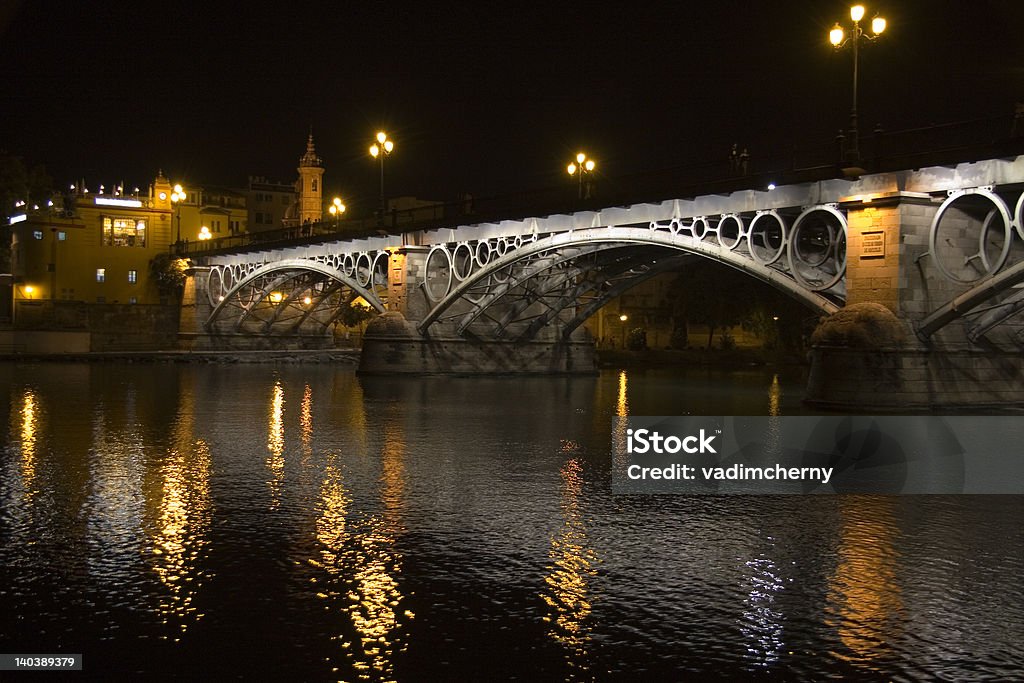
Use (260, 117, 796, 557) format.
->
(1, 1, 1021, 214)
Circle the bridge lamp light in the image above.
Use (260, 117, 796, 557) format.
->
(198, 225, 212, 240)
(170, 183, 186, 252)
(567, 152, 596, 200)
(329, 197, 346, 227)
(828, 5, 886, 164)
(369, 131, 394, 226)
(302, 296, 312, 305)
(269, 291, 284, 303)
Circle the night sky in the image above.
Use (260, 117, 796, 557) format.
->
(1, 1, 1021, 214)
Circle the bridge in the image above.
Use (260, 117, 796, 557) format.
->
(179, 153, 1024, 408)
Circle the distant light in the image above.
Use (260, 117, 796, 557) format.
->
(772, 315, 779, 321)
(95, 197, 143, 208)
(850, 5, 865, 22)
(302, 296, 312, 305)
(32, 204, 38, 210)
(269, 291, 284, 303)
(9, 214, 26, 224)
(619, 314, 628, 322)
(47, 200, 53, 207)
(15, 200, 24, 207)
(198, 226, 212, 240)
(70, 184, 76, 191)
(767, 183, 776, 191)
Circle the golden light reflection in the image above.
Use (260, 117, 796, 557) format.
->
(616, 370, 629, 417)
(147, 382, 213, 642)
(764, 374, 783, 459)
(826, 496, 903, 669)
(267, 381, 286, 508)
(18, 389, 39, 500)
(542, 457, 597, 663)
(311, 423, 410, 680)
(768, 373, 781, 417)
(300, 383, 314, 461)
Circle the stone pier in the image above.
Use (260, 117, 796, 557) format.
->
(807, 159, 1024, 409)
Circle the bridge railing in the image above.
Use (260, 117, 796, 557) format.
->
(173, 113, 1022, 259)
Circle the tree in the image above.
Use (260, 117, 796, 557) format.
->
(149, 253, 188, 300)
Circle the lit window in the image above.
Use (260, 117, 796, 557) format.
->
(32, 230, 43, 240)
(102, 216, 146, 247)
(128, 270, 137, 283)
(311, 179, 317, 192)
(57, 231, 67, 241)
(128, 296, 137, 304)
(96, 268, 105, 282)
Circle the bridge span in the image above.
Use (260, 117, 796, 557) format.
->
(180, 154, 1024, 407)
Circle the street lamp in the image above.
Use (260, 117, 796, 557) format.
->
(369, 131, 394, 224)
(329, 196, 346, 227)
(170, 183, 186, 251)
(567, 152, 596, 199)
(829, 4, 886, 163)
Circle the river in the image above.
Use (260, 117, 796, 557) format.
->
(1, 362, 1021, 680)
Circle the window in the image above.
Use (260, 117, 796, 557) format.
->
(128, 296, 137, 304)
(57, 231, 67, 241)
(96, 268, 105, 282)
(102, 216, 146, 247)
(128, 270, 137, 284)
(32, 230, 43, 240)
(311, 179, 317, 192)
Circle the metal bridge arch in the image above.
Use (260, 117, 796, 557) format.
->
(417, 214, 846, 342)
(205, 258, 387, 333)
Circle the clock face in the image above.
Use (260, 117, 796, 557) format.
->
(159, 192, 167, 200)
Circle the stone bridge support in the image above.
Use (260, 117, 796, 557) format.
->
(808, 179, 1024, 408)
(360, 246, 597, 374)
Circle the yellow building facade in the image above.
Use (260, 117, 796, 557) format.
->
(11, 173, 179, 306)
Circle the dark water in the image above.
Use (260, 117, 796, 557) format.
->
(0, 363, 1021, 681)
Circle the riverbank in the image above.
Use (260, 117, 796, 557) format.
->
(596, 347, 807, 368)
(0, 348, 362, 364)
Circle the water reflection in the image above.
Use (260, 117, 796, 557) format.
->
(18, 388, 39, 501)
(827, 496, 904, 669)
(146, 377, 213, 641)
(300, 383, 314, 461)
(267, 380, 286, 508)
(311, 417, 409, 680)
(542, 455, 597, 670)
(739, 544, 785, 668)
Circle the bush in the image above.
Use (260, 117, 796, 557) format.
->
(626, 327, 648, 350)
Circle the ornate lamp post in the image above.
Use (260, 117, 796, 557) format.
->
(567, 152, 596, 199)
(829, 5, 887, 163)
(170, 183, 186, 251)
(329, 196, 346, 227)
(369, 131, 394, 224)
